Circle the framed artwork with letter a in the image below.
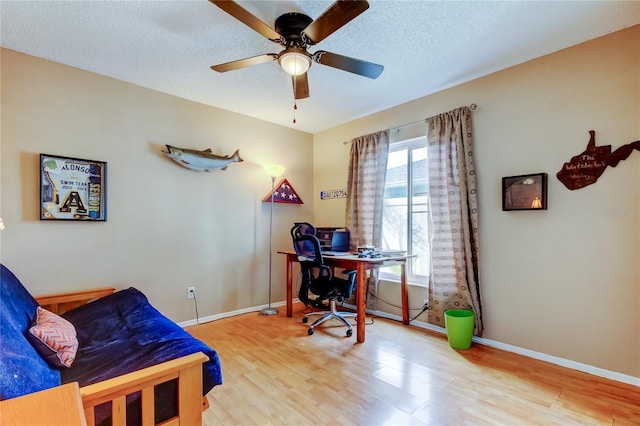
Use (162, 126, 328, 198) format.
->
(40, 153, 107, 221)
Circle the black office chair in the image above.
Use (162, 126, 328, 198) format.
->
(291, 222, 357, 337)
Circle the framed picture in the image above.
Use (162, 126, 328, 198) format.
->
(502, 173, 547, 211)
(40, 154, 107, 221)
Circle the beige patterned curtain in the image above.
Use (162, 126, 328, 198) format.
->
(426, 107, 483, 335)
(345, 130, 390, 309)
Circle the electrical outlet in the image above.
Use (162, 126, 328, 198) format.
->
(187, 287, 196, 299)
(423, 299, 429, 309)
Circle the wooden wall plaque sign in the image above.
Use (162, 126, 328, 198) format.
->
(557, 131, 640, 190)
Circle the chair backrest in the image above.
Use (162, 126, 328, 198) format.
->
(290, 223, 334, 305)
(291, 222, 323, 265)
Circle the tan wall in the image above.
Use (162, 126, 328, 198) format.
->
(1, 25, 638, 379)
(0, 48, 314, 323)
(313, 26, 640, 377)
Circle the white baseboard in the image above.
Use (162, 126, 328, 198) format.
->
(177, 300, 289, 328)
(180, 301, 640, 387)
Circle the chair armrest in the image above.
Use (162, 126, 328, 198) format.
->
(79, 352, 208, 426)
(35, 287, 116, 314)
(341, 270, 357, 296)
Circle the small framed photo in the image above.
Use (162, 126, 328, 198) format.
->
(40, 154, 107, 221)
(502, 173, 547, 211)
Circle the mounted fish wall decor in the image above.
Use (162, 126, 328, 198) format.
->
(557, 131, 640, 190)
(162, 145, 243, 172)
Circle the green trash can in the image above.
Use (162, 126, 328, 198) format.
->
(444, 309, 475, 350)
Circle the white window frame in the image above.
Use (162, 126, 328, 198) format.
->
(380, 136, 429, 286)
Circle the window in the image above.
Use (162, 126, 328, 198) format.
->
(380, 136, 428, 285)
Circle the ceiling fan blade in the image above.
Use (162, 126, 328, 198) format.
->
(302, 0, 369, 45)
(313, 51, 383, 79)
(211, 54, 278, 73)
(210, 0, 283, 43)
(293, 73, 310, 99)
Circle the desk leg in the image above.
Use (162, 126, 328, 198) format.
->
(400, 260, 409, 325)
(286, 255, 293, 317)
(356, 262, 367, 343)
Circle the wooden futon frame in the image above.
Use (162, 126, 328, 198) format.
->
(36, 288, 209, 426)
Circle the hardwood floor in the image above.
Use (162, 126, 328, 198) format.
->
(186, 303, 640, 425)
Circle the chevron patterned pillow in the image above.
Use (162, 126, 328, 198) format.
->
(27, 306, 78, 368)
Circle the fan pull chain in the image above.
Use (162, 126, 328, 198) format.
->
(292, 75, 297, 124)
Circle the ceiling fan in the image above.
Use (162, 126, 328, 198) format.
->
(209, 0, 384, 100)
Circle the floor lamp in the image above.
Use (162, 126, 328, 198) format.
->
(260, 164, 285, 316)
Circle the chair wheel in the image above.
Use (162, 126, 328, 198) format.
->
(346, 329, 353, 337)
(302, 317, 308, 324)
(308, 328, 314, 335)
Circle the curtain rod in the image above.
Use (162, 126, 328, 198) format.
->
(391, 103, 478, 132)
(343, 103, 477, 145)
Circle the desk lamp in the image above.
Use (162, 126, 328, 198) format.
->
(260, 164, 285, 316)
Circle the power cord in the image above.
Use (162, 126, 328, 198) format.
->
(295, 271, 429, 326)
(365, 289, 429, 324)
(366, 288, 426, 312)
(192, 291, 200, 325)
(409, 304, 429, 322)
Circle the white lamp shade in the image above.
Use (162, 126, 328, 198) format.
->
(264, 164, 285, 178)
(278, 51, 311, 76)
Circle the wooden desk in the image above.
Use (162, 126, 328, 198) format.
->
(278, 251, 412, 343)
(0, 382, 87, 426)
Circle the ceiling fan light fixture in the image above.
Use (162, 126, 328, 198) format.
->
(278, 49, 311, 76)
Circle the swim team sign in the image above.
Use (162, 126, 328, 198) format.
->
(40, 154, 107, 221)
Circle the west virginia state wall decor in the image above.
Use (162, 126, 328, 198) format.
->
(556, 131, 640, 190)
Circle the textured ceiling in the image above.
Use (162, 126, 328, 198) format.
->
(1, 1, 638, 134)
